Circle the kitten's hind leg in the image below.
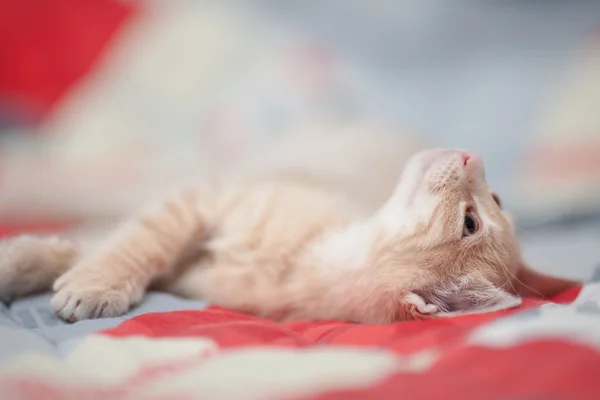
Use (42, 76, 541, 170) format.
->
(51, 188, 213, 322)
(0, 235, 79, 301)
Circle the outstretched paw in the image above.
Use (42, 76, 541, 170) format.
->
(51, 265, 143, 323)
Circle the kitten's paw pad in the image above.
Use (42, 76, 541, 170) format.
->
(51, 270, 141, 322)
(404, 292, 439, 316)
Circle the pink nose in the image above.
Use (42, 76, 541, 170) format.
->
(456, 150, 479, 166)
(461, 153, 471, 166)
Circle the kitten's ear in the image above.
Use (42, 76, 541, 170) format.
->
(514, 262, 580, 298)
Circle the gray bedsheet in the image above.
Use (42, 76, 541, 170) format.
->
(0, 293, 207, 364)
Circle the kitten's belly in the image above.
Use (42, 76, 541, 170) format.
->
(213, 179, 362, 253)
(160, 179, 361, 317)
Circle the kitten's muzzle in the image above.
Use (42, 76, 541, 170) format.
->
(409, 149, 480, 177)
(398, 148, 485, 205)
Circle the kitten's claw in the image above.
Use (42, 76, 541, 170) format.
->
(51, 267, 142, 322)
(404, 292, 439, 317)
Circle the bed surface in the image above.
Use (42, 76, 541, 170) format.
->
(0, 278, 599, 399)
(0, 293, 209, 364)
(0, 218, 599, 399)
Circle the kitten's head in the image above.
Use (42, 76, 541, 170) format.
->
(371, 149, 575, 316)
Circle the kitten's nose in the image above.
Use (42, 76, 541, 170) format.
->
(455, 150, 485, 182)
(461, 152, 471, 166)
(456, 150, 481, 167)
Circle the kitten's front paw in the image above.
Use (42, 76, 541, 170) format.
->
(51, 266, 143, 322)
(403, 292, 438, 319)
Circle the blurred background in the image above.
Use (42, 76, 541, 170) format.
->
(0, 0, 599, 277)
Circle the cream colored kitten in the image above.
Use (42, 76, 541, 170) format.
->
(0, 149, 576, 323)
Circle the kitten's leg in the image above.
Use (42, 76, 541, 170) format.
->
(51, 188, 211, 322)
(0, 235, 79, 301)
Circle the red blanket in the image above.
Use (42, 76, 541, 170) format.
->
(1, 221, 599, 399)
(93, 290, 600, 400)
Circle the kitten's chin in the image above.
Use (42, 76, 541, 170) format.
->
(415, 282, 522, 315)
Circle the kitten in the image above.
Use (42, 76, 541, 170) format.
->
(0, 149, 577, 323)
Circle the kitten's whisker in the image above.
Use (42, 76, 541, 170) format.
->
(491, 243, 544, 299)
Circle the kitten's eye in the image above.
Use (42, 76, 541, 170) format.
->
(463, 213, 479, 236)
(492, 193, 502, 209)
